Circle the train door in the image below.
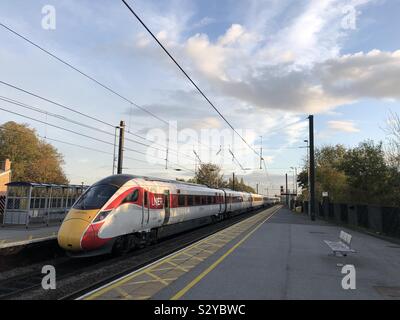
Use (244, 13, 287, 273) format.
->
(142, 190, 150, 227)
(222, 191, 227, 214)
(163, 190, 170, 225)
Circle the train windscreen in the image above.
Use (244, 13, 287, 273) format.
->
(73, 184, 118, 210)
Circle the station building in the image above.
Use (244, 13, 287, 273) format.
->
(0, 159, 11, 195)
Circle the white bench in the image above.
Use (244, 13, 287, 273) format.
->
(324, 231, 356, 256)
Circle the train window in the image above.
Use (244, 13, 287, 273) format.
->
(187, 195, 194, 206)
(144, 191, 148, 206)
(73, 184, 118, 210)
(195, 196, 200, 205)
(122, 189, 139, 204)
(207, 196, 212, 204)
(178, 195, 185, 207)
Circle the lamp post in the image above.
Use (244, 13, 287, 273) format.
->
(304, 139, 311, 216)
(308, 115, 316, 221)
(112, 125, 120, 175)
(290, 166, 298, 196)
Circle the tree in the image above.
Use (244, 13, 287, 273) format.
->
(339, 140, 392, 205)
(298, 144, 349, 202)
(226, 176, 256, 193)
(0, 121, 68, 184)
(194, 163, 225, 188)
(384, 111, 400, 170)
(298, 141, 400, 206)
(180, 163, 256, 193)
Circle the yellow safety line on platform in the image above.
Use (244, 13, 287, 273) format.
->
(167, 260, 190, 272)
(170, 206, 280, 300)
(115, 287, 133, 300)
(146, 271, 171, 285)
(82, 206, 281, 300)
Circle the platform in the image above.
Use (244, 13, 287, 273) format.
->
(0, 224, 59, 249)
(81, 206, 400, 300)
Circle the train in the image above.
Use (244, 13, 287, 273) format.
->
(57, 174, 280, 257)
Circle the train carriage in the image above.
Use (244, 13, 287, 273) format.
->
(252, 194, 265, 209)
(57, 174, 269, 257)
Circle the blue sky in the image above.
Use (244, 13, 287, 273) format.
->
(0, 0, 399, 194)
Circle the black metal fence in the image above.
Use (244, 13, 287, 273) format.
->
(301, 200, 400, 239)
(0, 195, 5, 222)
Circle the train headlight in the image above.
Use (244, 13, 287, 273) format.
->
(93, 210, 112, 223)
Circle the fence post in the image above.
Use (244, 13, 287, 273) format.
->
(25, 186, 32, 229)
(1, 194, 6, 226)
(47, 187, 52, 227)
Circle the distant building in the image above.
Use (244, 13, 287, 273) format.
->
(0, 159, 12, 195)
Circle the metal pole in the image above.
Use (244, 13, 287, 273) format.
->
(117, 120, 125, 174)
(304, 139, 310, 215)
(285, 173, 288, 206)
(292, 171, 295, 193)
(309, 115, 316, 221)
(295, 167, 298, 196)
(232, 172, 235, 191)
(165, 137, 170, 170)
(256, 183, 259, 194)
(260, 136, 263, 169)
(112, 126, 119, 175)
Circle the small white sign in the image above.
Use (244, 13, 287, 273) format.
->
(322, 191, 329, 197)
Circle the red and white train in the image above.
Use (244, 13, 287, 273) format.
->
(57, 174, 275, 257)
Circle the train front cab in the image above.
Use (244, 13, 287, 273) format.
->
(57, 174, 136, 256)
(57, 183, 120, 255)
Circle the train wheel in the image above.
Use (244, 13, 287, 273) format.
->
(150, 229, 158, 245)
(112, 235, 131, 255)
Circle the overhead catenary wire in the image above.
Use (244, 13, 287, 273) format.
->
(0, 126, 195, 176)
(0, 23, 213, 154)
(0, 21, 306, 174)
(0, 87, 198, 162)
(0, 80, 115, 129)
(0, 21, 291, 173)
(228, 148, 247, 172)
(0, 22, 169, 126)
(0, 94, 178, 156)
(0, 106, 195, 172)
(0, 126, 114, 156)
(120, 0, 261, 158)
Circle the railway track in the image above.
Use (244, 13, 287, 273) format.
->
(0, 206, 275, 300)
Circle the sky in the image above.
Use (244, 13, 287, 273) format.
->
(0, 0, 399, 195)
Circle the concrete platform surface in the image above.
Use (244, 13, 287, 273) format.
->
(155, 208, 400, 300)
(0, 224, 59, 248)
(81, 207, 400, 300)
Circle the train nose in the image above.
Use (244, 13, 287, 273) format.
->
(57, 209, 98, 251)
(57, 218, 91, 251)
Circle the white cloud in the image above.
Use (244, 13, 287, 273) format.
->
(328, 120, 360, 132)
(164, 0, 400, 116)
(1, 0, 392, 183)
(185, 33, 228, 79)
(193, 17, 215, 28)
